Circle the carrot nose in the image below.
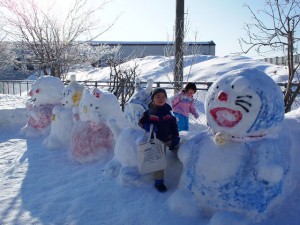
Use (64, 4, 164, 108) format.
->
(218, 91, 228, 102)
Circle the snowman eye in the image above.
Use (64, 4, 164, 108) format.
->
(95, 106, 99, 109)
(90, 104, 93, 107)
(216, 85, 219, 89)
(231, 85, 234, 89)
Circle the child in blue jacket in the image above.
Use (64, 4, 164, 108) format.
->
(138, 88, 180, 192)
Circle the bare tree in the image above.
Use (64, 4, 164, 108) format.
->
(0, 0, 114, 78)
(0, 22, 18, 73)
(108, 52, 139, 111)
(239, 0, 300, 112)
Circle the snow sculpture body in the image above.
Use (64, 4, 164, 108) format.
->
(171, 68, 291, 224)
(20, 76, 64, 137)
(104, 123, 147, 185)
(70, 88, 116, 163)
(43, 75, 84, 149)
(123, 79, 153, 128)
(105, 79, 155, 185)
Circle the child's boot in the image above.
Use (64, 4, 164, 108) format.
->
(154, 179, 167, 192)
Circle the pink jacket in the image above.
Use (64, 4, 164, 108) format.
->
(171, 90, 199, 119)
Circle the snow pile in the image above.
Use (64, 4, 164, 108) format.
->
(0, 94, 28, 128)
(20, 76, 64, 137)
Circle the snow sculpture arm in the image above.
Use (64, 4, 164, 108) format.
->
(256, 142, 284, 183)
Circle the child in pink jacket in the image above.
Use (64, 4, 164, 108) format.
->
(171, 83, 199, 131)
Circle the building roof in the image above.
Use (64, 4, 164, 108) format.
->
(90, 41, 215, 46)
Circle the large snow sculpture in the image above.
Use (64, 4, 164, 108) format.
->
(20, 76, 64, 137)
(170, 68, 291, 224)
(70, 88, 117, 163)
(123, 78, 153, 128)
(43, 75, 84, 149)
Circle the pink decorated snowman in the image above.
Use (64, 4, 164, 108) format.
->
(20, 76, 64, 137)
(70, 88, 116, 163)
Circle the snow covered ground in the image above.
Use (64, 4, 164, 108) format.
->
(1, 55, 300, 225)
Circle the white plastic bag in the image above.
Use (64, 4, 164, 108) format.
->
(138, 124, 166, 174)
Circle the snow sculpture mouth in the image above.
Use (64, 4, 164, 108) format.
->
(210, 107, 242, 127)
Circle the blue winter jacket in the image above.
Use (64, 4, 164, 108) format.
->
(138, 103, 179, 142)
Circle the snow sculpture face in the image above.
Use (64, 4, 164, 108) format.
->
(124, 78, 153, 127)
(205, 68, 284, 139)
(128, 78, 153, 108)
(78, 88, 121, 124)
(90, 88, 122, 123)
(28, 76, 64, 106)
(61, 78, 84, 108)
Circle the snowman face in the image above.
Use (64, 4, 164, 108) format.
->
(129, 86, 152, 107)
(61, 87, 82, 108)
(89, 97, 106, 123)
(28, 85, 41, 104)
(61, 87, 75, 108)
(28, 76, 64, 106)
(206, 75, 262, 137)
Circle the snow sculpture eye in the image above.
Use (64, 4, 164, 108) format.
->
(230, 77, 249, 93)
(36, 89, 40, 94)
(92, 88, 102, 98)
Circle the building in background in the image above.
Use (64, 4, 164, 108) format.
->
(90, 41, 216, 59)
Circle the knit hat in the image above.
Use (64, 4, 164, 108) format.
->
(151, 88, 167, 100)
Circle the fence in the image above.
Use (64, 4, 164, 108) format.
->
(0, 79, 212, 110)
(1, 79, 299, 110)
(263, 55, 300, 65)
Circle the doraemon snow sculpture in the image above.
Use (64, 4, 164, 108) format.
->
(170, 68, 291, 224)
(43, 75, 84, 149)
(123, 78, 153, 128)
(20, 76, 64, 137)
(70, 88, 117, 163)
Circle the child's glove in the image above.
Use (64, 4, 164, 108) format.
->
(169, 136, 180, 150)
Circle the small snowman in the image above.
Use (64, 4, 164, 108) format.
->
(43, 75, 84, 149)
(70, 88, 116, 164)
(123, 78, 153, 128)
(170, 68, 291, 224)
(20, 76, 64, 137)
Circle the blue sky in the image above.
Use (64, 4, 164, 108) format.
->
(96, 0, 269, 59)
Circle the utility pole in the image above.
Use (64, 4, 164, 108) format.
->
(174, 0, 184, 93)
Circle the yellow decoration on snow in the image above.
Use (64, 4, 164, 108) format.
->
(214, 132, 228, 145)
(72, 92, 82, 106)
